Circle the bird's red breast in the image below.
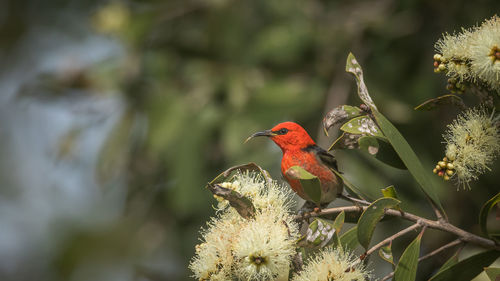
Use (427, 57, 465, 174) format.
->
(268, 122, 342, 204)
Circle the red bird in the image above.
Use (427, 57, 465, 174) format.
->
(247, 122, 343, 206)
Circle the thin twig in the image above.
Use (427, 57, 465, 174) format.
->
(430, 201, 447, 223)
(339, 193, 371, 205)
(419, 239, 463, 262)
(295, 206, 500, 250)
(366, 223, 422, 257)
(350, 223, 422, 269)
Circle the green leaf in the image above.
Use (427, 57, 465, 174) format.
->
(429, 250, 500, 281)
(414, 94, 464, 111)
(340, 226, 359, 251)
(331, 169, 372, 201)
(323, 105, 365, 135)
(345, 53, 378, 111)
(299, 218, 337, 248)
(372, 110, 445, 216)
(345, 52, 444, 215)
(484, 267, 500, 281)
(379, 241, 395, 266)
(340, 116, 384, 137)
(333, 211, 345, 233)
(381, 185, 399, 199)
(358, 134, 379, 153)
(437, 250, 460, 273)
(381, 185, 403, 213)
(394, 231, 423, 281)
(479, 192, 500, 238)
(286, 166, 322, 205)
(357, 197, 401, 249)
(331, 211, 345, 247)
(358, 136, 406, 169)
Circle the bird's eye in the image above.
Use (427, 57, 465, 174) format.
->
(278, 128, 289, 135)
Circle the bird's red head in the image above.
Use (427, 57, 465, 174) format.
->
(246, 121, 316, 151)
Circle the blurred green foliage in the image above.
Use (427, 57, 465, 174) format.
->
(0, 0, 498, 280)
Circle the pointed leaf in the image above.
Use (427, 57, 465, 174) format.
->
(372, 110, 445, 216)
(328, 212, 345, 249)
(484, 267, 500, 281)
(437, 250, 460, 273)
(379, 241, 395, 266)
(382, 185, 399, 199)
(331, 169, 372, 201)
(340, 116, 384, 137)
(414, 94, 465, 111)
(345, 53, 378, 111)
(333, 211, 345, 233)
(323, 105, 365, 135)
(429, 250, 500, 281)
(340, 226, 359, 251)
(394, 231, 423, 281)
(286, 166, 322, 205)
(299, 218, 337, 248)
(381, 185, 403, 212)
(479, 192, 500, 238)
(358, 136, 406, 169)
(357, 197, 401, 249)
(345, 53, 444, 215)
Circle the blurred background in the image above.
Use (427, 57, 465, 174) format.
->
(0, 0, 498, 280)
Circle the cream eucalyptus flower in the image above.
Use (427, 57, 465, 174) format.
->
(443, 106, 500, 188)
(291, 247, 370, 281)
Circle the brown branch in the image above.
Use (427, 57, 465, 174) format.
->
(366, 223, 422, 257)
(350, 223, 422, 269)
(419, 239, 463, 262)
(295, 206, 500, 250)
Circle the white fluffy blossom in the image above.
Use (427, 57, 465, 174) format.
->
(434, 15, 500, 91)
(443, 107, 500, 187)
(469, 15, 500, 91)
(291, 247, 370, 281)
(233, 209, 298, 281)
(190, 172, 299, 280)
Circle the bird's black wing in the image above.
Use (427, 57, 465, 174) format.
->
(302, 145, 339, 171)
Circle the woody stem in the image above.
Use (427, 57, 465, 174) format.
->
(295, 206, 500, 250)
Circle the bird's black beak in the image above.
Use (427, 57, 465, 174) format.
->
(244, 129, 276, 143)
